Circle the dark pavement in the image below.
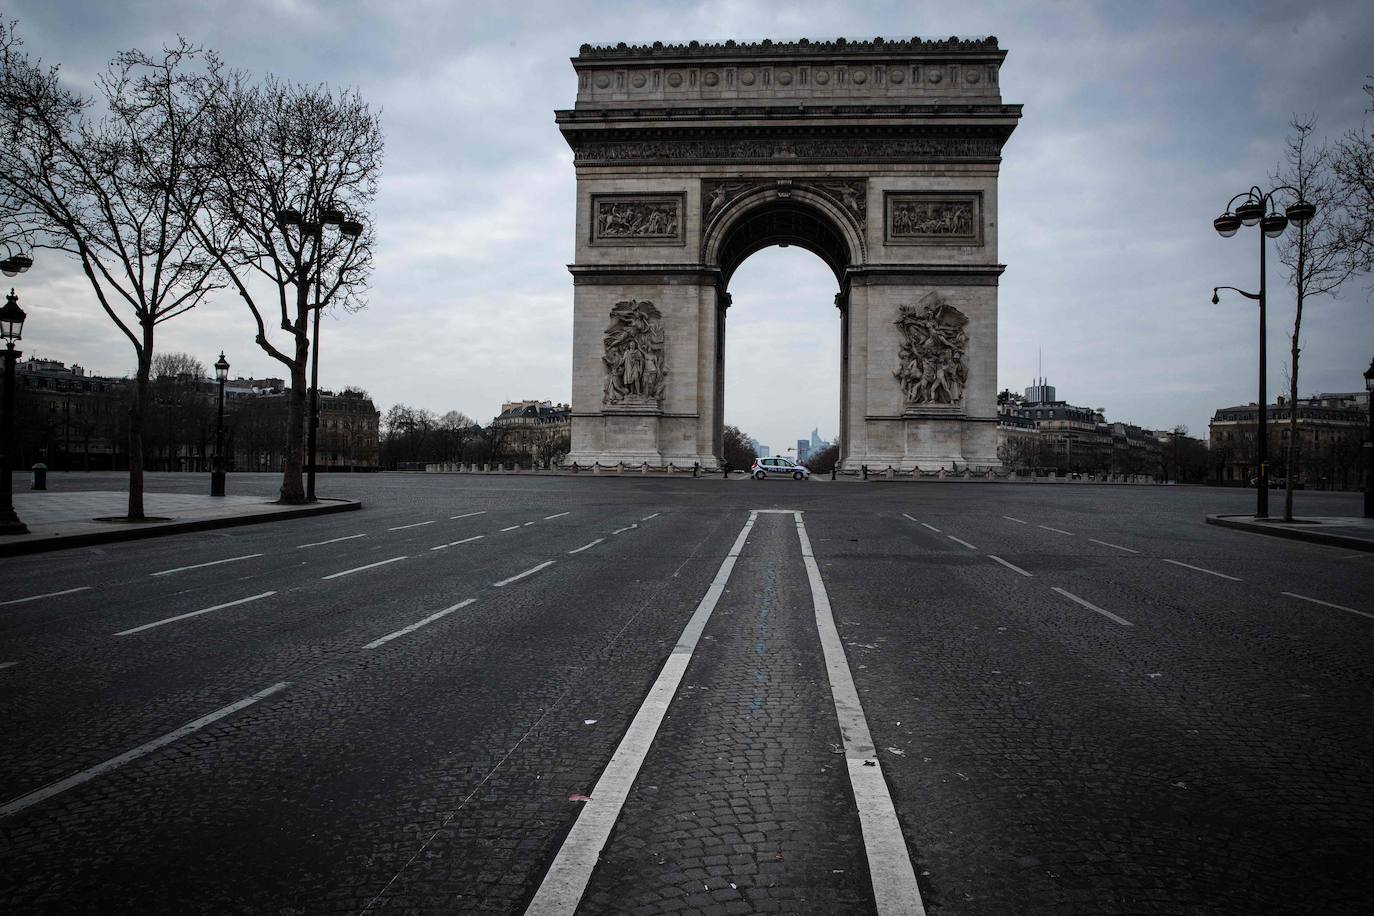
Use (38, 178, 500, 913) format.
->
(1, 472, 1371, 914)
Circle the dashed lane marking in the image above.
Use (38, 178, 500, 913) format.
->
(0, 682, 289, 819)
(364, 599, 477, 649)
(115, 591, 278, 636)
(321, 556, 409, 581)
(430, 535, 484, 552)
(1002, 515, 1028, 525)
(901, 513, 918, 523)
(295, 533, 367, 549)
(1281, 591, 1374, 621)
(987, 555, 1033, 577)
(524, 521, 538, 526)
(947, 535, 978, 551)
(1089, 538, 1139, 554)
(450, 511, 487, 520)
(1037, 525, 1073, 536)
(0, 662, 16, 670)
(524, 512, 758, 916)
(150, 554, 263, 577)
(920, 522, 941, 533)
(0, 586, 93, 607)
(1161, 558, 1240, 581)
(796, 512, 927, 915)
(493, 560, 555, 588)
(500, 525, 521, 532)
(1052, 587, 1134, 626)
(568, 539, 604, 555)
(611, 523, 639, 535)
(544, 512, 571, 520)
(640, 512, 660, 521)
(387, 520, 435, 531)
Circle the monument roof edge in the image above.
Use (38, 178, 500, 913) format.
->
(573, 36, 1005, 62)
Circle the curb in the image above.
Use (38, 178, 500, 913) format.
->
(0, 498, 362, 558)
(1205, 514, 1374, 553)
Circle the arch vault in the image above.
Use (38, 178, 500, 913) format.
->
(556, 36, 1021, 469)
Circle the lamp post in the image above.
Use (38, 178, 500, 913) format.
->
(1363, 358, 1374, 518)
(211, 351, 229, 497)
(0, 286, 30, 534)
(1212, 185, 1315, 519)
(274, 206, 363, 502)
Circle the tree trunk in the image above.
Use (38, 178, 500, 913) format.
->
(126, 346, 151, 520)
(1284, 267, 1305, 522)
(279, 353, 308, 504)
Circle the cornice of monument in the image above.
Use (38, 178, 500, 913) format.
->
(574, 36, 1004, 60)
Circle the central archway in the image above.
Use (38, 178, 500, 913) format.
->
(557, 36, 1020, 470)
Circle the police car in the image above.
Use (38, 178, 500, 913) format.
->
(751, 456, 811, 480)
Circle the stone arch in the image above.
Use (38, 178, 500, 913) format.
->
(702, 186, 866, 285)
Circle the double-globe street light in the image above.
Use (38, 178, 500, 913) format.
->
(1211, 185, 1315, 519)
(1, 256, 33, 534)
(211, 351, 229, 497)
(274, 205, 363, 502)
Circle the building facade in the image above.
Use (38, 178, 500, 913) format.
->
(490, 400, 573, 468)
(1208, 392, 1369, 489)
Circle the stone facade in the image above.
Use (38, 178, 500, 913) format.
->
(558, 37, 1021, 469)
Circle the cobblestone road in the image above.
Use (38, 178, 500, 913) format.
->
(1, 473, 1371, 914)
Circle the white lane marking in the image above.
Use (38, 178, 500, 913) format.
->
(0, 586, 93, 607)
(524, 512, 758, 916)
(1161, 558, 1241, 581)
(321, 556, 409, 580)
(500, 525, 521, 532)
(0, 662, 16, 670)
(524, 521, 537, 527)
(430, 535, 485, 552)
(544, 512, 571, 520)
(947, 535, 978, 551)
(0, 682, 289, 819)
(1052, 587, 1134, 627)
(920, 522, 941, 533)
(1089, 538, 1139, 554)
(1002, 515, 1028, 525)
(796, 512, 926, 915)
(987, 555, 1033, 577)
(387, 520, 435, 531)
(493, 560, 555, 587)
(901, 513, 918, 523)
(611, 523, 639, 535)
(568, 539, 604, 555)
(295, 533, 367, 549)
(364, 599, 477, 649)
(1281, 591, 1374, 621)
(450, 511, 487, 520)
(115, 591, 277, 636)
(1037, 525, 1073, 536)
(640, 512, 660, 521)
(149, 554, 262, 577)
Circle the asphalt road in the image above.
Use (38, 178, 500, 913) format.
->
(1, 472, 1371, 915)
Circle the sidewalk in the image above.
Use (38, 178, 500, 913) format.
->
(1206, 513, 1374, 553)
(1, 491, 361, 557)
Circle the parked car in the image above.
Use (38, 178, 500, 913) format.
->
(751, 456, 811, 480)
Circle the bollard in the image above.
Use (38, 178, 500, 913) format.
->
(831, 466, 836, 481)
(693, 461, 699, 478)
(31, 462, 47, 491)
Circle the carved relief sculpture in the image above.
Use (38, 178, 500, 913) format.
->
(603, 300, 668, 405)
(885, 192, 982, 245)
(701, 178, 867, 234)
(894, 295, 969, 405)
(591, 194, 685, 245)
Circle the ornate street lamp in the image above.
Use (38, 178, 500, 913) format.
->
(1212, 184, 1315, 519)
(1363, 358, 1374, 519)
(211, 351, 229, 497)
(274, 204, 364, 502)
(1, 288, 30, 534)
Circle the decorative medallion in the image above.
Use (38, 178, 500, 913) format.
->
(884, 191, 982, 246)
(603, 300, 668, 406)
(667, 71, 683, 87)
(703, 71, 720, 86)
(815, 70, 830, 85)
(894, 294, 968, 405)
(591, 193, 686, 246)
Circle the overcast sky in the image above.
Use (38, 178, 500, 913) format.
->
(6, 0, 1373, 455)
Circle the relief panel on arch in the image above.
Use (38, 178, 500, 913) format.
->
(884, 191, 983, 246)
(590, 193, 686, 246)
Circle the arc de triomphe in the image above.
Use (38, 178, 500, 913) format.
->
(557, 37, 1020, 470)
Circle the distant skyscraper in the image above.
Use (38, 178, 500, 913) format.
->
(797, 438, 810, 461)
(1025, 377, 1056, 404)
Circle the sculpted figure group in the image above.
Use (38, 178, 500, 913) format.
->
(891, 201, 974, 236)
(603, 299, 668, 405)
(894, 296, 969, 405)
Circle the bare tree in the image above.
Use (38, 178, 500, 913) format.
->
(188, 71, 382, 503)
(1272, 115, 1355, 521)
(0, 26, 221, 517)
(1334, 82, 1374, 275)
